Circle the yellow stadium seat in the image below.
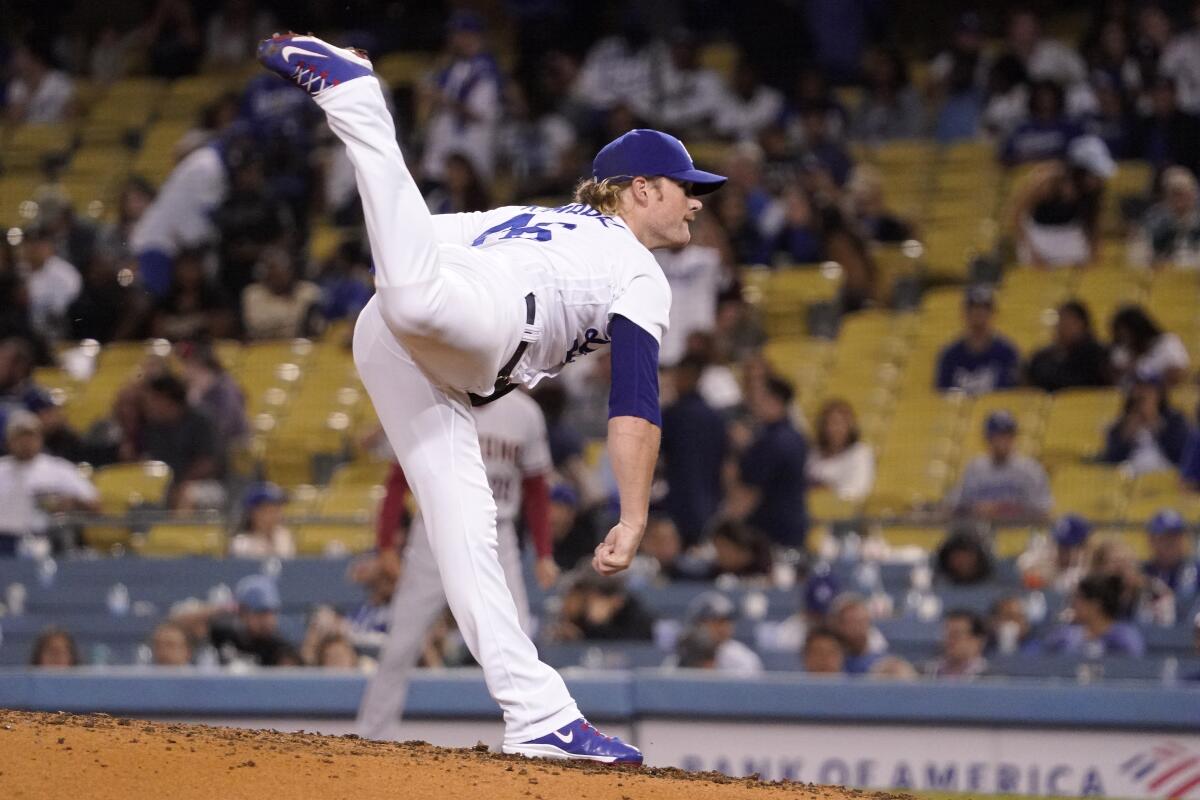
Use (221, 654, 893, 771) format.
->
(91, 461, 173, 512)
(698, 42, 739, 79)
(1041, 389, 1121, 465)
(138, 523, 226, 557)
(329, 461, 390, 489)
(808, 489, 861, 523)
(282, 485, 323, 519)
(1125, 471, 1200, 523)
(319, 484, 385, 519)
(876, 524, 944, 552)
(1051, 464, 1129, 520)
(3, 124, 74, 172)
(294, 523, 375, 556)
(81, 524, 133, 552)
(994, 527, 1033, 559)
(376, 52, 433, 88)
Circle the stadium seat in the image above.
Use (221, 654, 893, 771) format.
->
(1041, 388, 1121, 465)
(92, 461, 172, 512)
(329, 461, 390, 489)
(137, 524, 226, 557)
(294, 523, 375, 556)
(1051, 464, 1129, 519)
(1125, 470, 1200, 523)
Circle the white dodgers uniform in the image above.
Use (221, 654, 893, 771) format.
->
(317, 76, 669, 744)
(356, 391, 551, 740)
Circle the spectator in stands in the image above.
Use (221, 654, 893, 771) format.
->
(1110, 306, 1191, 388)
(869, 655, 920, 680)
(5, 38, 75, 124)
(1134, 77, 1200, 176)
(1001, 78, 1085, 164)
(935, 285, 1020, 395)
(731, 375, 809, 548)
(345, 550, 398, 648)
(651, 30, 724, 136)
(797, 108, 854, 188)
(852, 46, 924, 142)
(315, 634, 361, 669)
(241, 246, 322, 341)
(211, 146, 295, 299)
(1018, 514, 1092, 593)
(757, 566, 840, 653)
(151, 248, 236, 341)
(989, 595, 1041, 656)
(1025, 300, 1112, 392)
(419, 11, 504, 182)
(423, 153, 492, 214)
(1084, 74, 1136, 160)
(175, 575, 297, 667)
(1133, 166, 1200, 268)
(1160, 0, 1200, 114)
(20, 223, 81, 340)
(68, 251, 150, 343)
(1044, 574, 1146, 657)
(1009, 136, 1115, 268)
(697, 520, 774, 583)
(807, 398, 876, 503)
(203, 0, 276, 69)
(550, 573, 654, 642)
(947, 411, 1052, 522)
(230, 482, 295, 560)
(630, 516, 683, 583)
(1142, 509, 1198, 596)
(150, 621, 193, 667)
(673, 626, 720, 670)
(138, 374, 220, 508)
(497, 81, 580, 200)
(982, 54, 1032, 140)
(178, 341, 247, 457)
(30, 627, 79, 668)
(927, 609, 989, 679)
(935, 529, 995, 585)
(656, 214, 730, 366)
(682, 591, 763, 676)
(140, 0, 202, 78)
(548, 483, 599, 572)
(1100, 372, 1191, 473)
(1004, 8, 1087, 89)
(844, 165, 916, 244)
(0, 410, 99, 556)
(928, 12, 988, 142)
(661, 356, 726, 546)
(316, 239, 373, 324)
(713, 60, 785, 143)
(802, 626, 846, 675)
(829, 592, 888, 674)
(0, 337, 51, 425)
(95, 178, 155, 264)
(774, 187, 824, 264)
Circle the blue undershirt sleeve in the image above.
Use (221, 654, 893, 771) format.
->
(608, 314, 662, 427)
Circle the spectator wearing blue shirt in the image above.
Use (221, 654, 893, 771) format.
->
(946, 411, 1052, 522)
(936, 285, 1020, 395)
(830, 592, 888, 674)
(736, 375, 809, 548)
(1142, 509, 1199, 597)
(661, 356, 727, 546)
(1100, 373, 1191, 475)
(1001, 80, 1084, 165)
(1044, 574, 1146, 657)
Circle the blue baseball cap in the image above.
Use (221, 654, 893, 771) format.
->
(244, 482, 286, 510)
(549, 483, 579, 508)
(592, 130, 726, 195)
(804, 569, 840, 615)
(985, 410, 1018, 437)
(1052, 514, 1091, 547)
(1149, 509, 1187, 536)
(235, 574, 281, 612)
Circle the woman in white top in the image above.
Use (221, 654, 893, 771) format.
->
(806, 399, 876, 502)
(229, 482, 296, 559)
(1110, 305, 1190, 388)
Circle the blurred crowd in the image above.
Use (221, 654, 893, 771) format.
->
(3, 0, 1200, 677)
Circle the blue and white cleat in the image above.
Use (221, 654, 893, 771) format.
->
(256, 33, 374, 97)
(503, 718, 643, 765)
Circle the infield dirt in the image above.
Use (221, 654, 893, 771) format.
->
(0, 709, 915, 799)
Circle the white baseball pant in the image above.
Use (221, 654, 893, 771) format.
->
(320, 77, 579, 743)
(356, 519, 531, 741)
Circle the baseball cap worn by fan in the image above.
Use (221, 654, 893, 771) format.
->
(235, 574, 281, 613)
(1149, 509, 1187, 536)
(244, 481, 286, 510)
(687, 591, 737, 623)
(593, 130, 727, 195)
(985, 409, 1018, 437)
(1052, 514, 1091, 547)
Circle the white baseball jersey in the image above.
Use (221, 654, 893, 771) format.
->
(473, 391, 553, 524)
(654, 243, 722, 366)
(430, 203, 672, 388)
